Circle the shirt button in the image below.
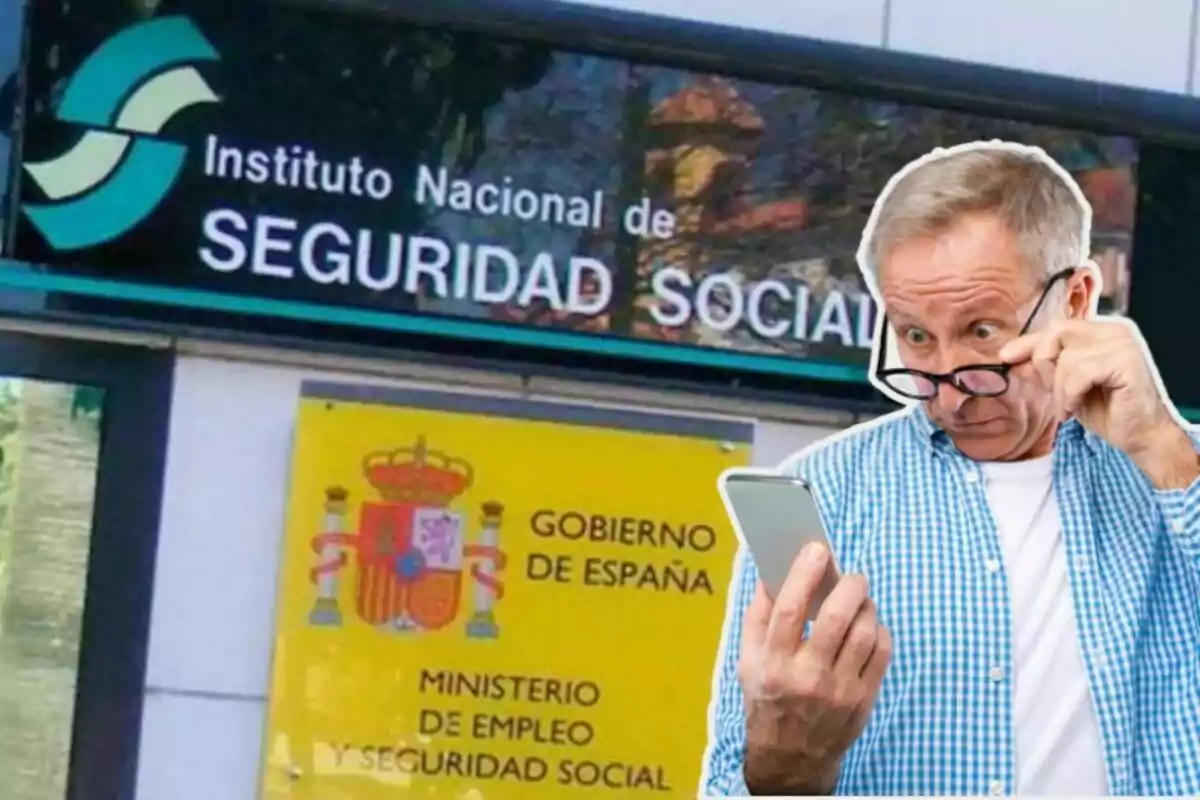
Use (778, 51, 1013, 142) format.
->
(964, 472, 980, 484)
(989, 665, 1005, 682)
(989, 779, 1005, 795)
(985, 558, 1001, 573)
(1171, 519, 1185, 534)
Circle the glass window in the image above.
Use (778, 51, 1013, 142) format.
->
(0, 0, 24, 256)
(0, 376, 104, 800)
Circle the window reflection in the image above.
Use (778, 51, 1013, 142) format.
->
(0, 376, 104, 800)
(0, 0, 25, 255)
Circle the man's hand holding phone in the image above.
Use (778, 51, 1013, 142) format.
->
(738, 543, 892, 795)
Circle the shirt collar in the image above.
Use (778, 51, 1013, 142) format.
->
(907, 402, 1101, 456)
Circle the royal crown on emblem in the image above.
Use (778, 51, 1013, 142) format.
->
(361, 436, 474, 505)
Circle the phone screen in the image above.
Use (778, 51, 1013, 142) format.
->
(721, 473, 839, 615)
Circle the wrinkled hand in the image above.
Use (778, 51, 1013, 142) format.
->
(738, 543, 891, 795)
(999, 318, 1198, 488)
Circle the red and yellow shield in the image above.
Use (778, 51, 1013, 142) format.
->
(354, 501, 465, 629)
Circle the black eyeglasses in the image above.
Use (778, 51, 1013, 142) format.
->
(874, 268, 1076, 401)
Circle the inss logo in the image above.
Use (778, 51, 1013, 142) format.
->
(22, 16, 220, 251)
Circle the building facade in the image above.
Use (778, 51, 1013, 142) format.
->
(0, 1, 1199, 798)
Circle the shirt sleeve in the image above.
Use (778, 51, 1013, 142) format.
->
(698, 546, 758, 797)
(1152, 429, 1200, 567)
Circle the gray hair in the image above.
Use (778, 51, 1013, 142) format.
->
(857, 141, 1092, 291)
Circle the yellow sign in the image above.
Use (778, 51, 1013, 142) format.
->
(259, 383, 753, 799)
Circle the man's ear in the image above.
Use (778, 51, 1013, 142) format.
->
(1070, 262, 1100, 318)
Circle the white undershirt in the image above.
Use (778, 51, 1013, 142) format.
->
(979, 455, 1110, 795)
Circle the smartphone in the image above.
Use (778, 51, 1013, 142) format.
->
(718, 469, 840, 617)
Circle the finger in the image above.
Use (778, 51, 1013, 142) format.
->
(1029, 330, 1065, 392)
(834, 601, 879, 675)
(848, 626, 893, 736)
(1052, 350, 1077, 418)
(741, 581, 772, 654)
(1054, 351, 1110, 417)
(1045, 318, 1096, 345)
(998, 332, 1038, 365)
(765, 543, 832, 654)
(1052, 351, 1083, 418)
(1001, 319, 1089, 368)
(861, 624, 892, 690)
(1008, 360, 1040, 393)
(805, 574, 870, 665)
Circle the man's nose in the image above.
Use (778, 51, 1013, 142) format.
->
(934, 379, 971, 414)
(931, 345, 974, 414)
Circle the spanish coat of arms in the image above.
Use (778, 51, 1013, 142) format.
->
(305, 436, 507, 638)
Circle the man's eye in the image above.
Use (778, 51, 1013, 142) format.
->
(904, 329, 928, 345)
(972, 323, 999, 339)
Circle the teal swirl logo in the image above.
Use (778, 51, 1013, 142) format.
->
(22, 16, 220, 251)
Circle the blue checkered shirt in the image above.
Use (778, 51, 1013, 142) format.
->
(702, 407, 1200, 796)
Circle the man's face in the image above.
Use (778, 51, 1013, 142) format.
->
(878, 211, 1084, 461)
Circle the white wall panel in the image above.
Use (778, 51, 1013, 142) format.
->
(1190, 10, 1200, 95)
(751, 420, 842, 467)
(547, 0, 887, 47)
(888, 0, 1196, 94)
(136, 692, 265, 800)
(146, 358, 303, 699)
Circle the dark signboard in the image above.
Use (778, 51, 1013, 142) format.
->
(4, 0, 1139, 383)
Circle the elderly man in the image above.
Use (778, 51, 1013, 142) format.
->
(701, 142, 1200, 797)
